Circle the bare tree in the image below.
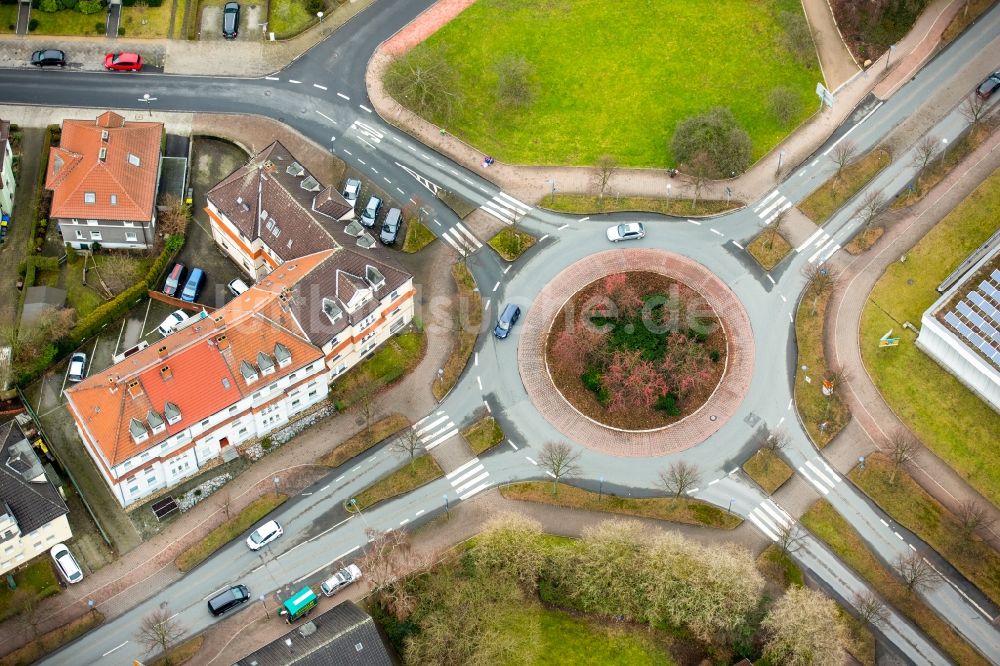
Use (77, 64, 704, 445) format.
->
(830, 140, 856, 178)
(763, 586, 847, 665)
(219, 492, 232, 520)
(384, 45, 463, 123)
(352, 373, 382, 444)
(493, 54, 536, 112)
(853, 589, 888, 627)
(776, 524, 805, 554)
(764, 427, 790, 454)
(911, 134, 940, 180)
(961, 93, 988, 128)
(762, 208, 787, 250)
(886, 429, 917, 484)
(768, 86, 803, 125)
(804, 264, 837, 315)
(537, 441, 581, 494)
(894, 552, 938, 595)
(856, 188, 886, 229)
(957, 500, 994, 541)
(593, 154, 618, 202)
(157, 193, 191, 237)
(357, 528, 423, 620)
(686, 150, 715, 209)
(99, 252, 141, 295)
(136, 606, 186, 665)
(657, 460, 701, 499)
(392, 427, 423, 473)
(12, 589, 40, 639)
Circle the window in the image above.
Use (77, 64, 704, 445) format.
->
(84, 192, 96, 204)
(238, 428, 248, 436)
(90, 230, 102, 241)
(125, 232, 138, 242)
(201, 419, 209, 426)
(390, 290, 399, 300)
(229, 406, 238, 413)
(128, 153, 140, 166)
(308, 390, 318, 399)
(111, 194, 118, 206)
(75, 229, 84, 240)
(252, 392, 261, 400)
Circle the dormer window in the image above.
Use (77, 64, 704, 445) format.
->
(366, 265, 385, 290)
(240, 360, 258, 384)
(128, 153, 140, 167)
(322, 298, 343, 325)
(101, 129, 109, 141)
(147, 410, 165, 435)
(164, 401, 181, 425)
(98, 147, 107, 162)
(257, 352, 275, 376)
(84, 192, 96, 204)
(129, 418, 148, 444)
(274, 342, 292, 368)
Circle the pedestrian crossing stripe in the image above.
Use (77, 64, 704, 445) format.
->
(446, 457, 491, 500)
(798, 456, 842, 495)
(439, 222, 482, 257)
(747, 499, 794, 542)
(414, 411, 458, 450)
(480, 192, 532, 224)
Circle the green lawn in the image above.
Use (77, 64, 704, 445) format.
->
(0, 5, 17, 33)
(401, 219, 436, 253)
(795, 287, 849, 447)
(0, 610, 104, 666)
(545, 194, 740, 216)
(26, 8, 107, 36)
(318, 414, 410, 469)
(329, 330, 426, 407)
(798, 148, 891, 224)
(461, 415, 504, 455)
(861, 168, 1000, 505)
(488, 227, 536, 261)
(742, 449, 793, 494)
(269, 0, 318, 38)
(746, 231, 792, 271)
(175, 493, 287, 572)
(120, 3, 173, 38)
(0, 560, 61, 623)
(434, 262, 480, 400)
(350, 454, 443, 511)
(401, 0, 818, 167)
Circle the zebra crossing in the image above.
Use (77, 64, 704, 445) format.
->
(753, 189, 792, 225)
(414, 411, 459, 450)
(798, 455, 843, 495)
(446, 457, 491, 500)
(747, 499, 795, 542)
(481, 192, 532, 225)
(349, 120, 384, 145)
(439, 221, 483, 257)
(796, 227, 840, 265)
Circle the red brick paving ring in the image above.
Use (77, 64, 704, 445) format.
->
(517, 249, 754, 457)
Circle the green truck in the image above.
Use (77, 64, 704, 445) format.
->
(278, 586, 318, 623)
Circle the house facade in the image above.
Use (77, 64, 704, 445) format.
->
(46, 111, 162, 250)
(205, 141, 353, 282)
(0, 420, 72, 576)
(0, 120, 15, 216)
(65, 246, 415, 508)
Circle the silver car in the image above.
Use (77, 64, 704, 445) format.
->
(360, 196, 382, 228)
(606, 222, 646, 242)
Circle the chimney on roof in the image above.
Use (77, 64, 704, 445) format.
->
(158, 345, 168, 358)
(216, 334, 230, 350)
(127, 380, 143, 399)
(107, 376, 118, 393)
(159, 365, 173, 381)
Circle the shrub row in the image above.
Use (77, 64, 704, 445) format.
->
(15, 234, 185, 387)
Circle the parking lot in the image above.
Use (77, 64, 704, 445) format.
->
(340, 166, 409, 248)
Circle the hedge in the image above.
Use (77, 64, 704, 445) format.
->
(15, 234, 186, 387)
(28, 127, 59, 256)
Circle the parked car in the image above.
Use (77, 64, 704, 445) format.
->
(606, 222, 646, 242)
(222, 2, 240, 39)
(180, 268, 205, 303)
(380, 208, 402, 245)
(163, 263, 186, 297)
(67, 352, 87, 383)
(320, 564, 362, 597)
(104, 52, 142, 72)
(228, 278, 250, 296)
(360, 196, 382, 228)
(50, 543, 83, 584)
(31, 49, 66, 68)
(207, 584, 250, 616)
(158, 310, 190, 337)
(975, 71, 1000, 100)
(342, 178, 361, 212)
(493, 303, 521, 340)
(246, 519, 283, 551)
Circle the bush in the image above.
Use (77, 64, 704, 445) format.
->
(94, 21, 104, 32)
(671, 107, 752, 178)
(33, 256, 60, 271)
(779, 10, 816, 67)
(768, 86, 803, 126)
(37, 0, 58, 11)
(305, 0, 323, 14)
(90, 241, 101, 253)
(77, 0, 103, 14)
(145, 0, 162, 6)
(28, 20, 42, 34)
(65, 244, 77, 263)
(58, 0, 77, 8)
(117, 26, 124, 35)
(121, 0, 134, 5)
(654, 392, 680, 415)
(710, 350, 720, 363)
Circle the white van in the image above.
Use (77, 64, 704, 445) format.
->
(320, 564, 362, 597)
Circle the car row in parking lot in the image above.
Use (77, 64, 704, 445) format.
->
(342, 178, 403, 245)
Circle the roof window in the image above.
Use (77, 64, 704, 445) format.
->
(128, 153, 140, 167)
(84, 192, 96, 204)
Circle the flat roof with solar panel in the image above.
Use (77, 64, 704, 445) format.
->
(936, 258, 1000, 371)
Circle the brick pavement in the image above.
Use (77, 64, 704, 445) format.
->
(825, 130, 1000, 549)
(518, 249, 754, 457)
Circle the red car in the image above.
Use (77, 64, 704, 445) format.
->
(104, 52, 142, 72)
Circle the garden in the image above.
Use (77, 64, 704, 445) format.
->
(545, 272, 725, 430)
(385, 0, 819, 168)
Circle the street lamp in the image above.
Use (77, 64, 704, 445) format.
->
(598, 476, 604, 500)
(546, 178, 556, 202)
(777, 150, 785, 172)
(139, 93, 157, 117)
(666, 183, 672, 203)
(443, 494, 450, 518)
(259, 594, 269, 619)
(858, 456, 866, 471)
(727, 498, 735, 514)
(725, 186, 732, 205)
(317, 11, 324, 31)
(940, 138, 949, 165)
(885, 43, 896, 71)
(349, 497, 370, 528)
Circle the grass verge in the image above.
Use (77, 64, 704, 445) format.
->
(175, 493, 287, 572)
(801, 499, 989, 666)
(268, 0, 316, 38)
(149, 634, 204, 666)
(746, 231, 792, 270)
(501, 481, 742, 529)
(329, 330, 426, 408)
(437, 189, 477, 218)
(433, 262, 481, 401)
(794, 286, 849, 447)
(488, 227, 537, 261)
(742, 449, 793, 494)
(318, 414, 411, 469)
(401, 219, 436, 253)
(850, 454, 1000, 605)
(844, 226, 884, 255)
(861, 167, 1000, 504)
(0, 560, 60, 623)
(892, 125, 991, 208)
(24, 8, 106, 36)
(545, 194, 740, 216)
(461, 415, 504, 455)
(0, 610, 104, 666)
(942, 0, 996, 43)
(349, 454, 443, 511)
(120, 3, 172, 38)
(798, 148, 890, 224)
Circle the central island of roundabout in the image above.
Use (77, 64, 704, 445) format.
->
(518, 248, 754, 457)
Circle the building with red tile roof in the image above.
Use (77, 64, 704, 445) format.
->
(65, 246, 415, 508)
(47, 111, 162, 250)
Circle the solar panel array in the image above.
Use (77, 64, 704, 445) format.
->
(943, 268, 1000, 368)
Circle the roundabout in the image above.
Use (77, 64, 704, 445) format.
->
(517, 248, 754, 457)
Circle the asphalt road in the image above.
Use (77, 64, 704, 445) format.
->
(4, 0, 1000, 663)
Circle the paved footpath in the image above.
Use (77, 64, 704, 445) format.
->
(825, 129, 1000, 550)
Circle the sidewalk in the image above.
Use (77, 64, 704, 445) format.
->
(825, 126, 1000, 549)
(366, 0, 965, 207)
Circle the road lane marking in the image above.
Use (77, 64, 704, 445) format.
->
(526, 456, 538, 465)
(313, 83, 327, 90)
(315, 110, 336, 123)
(447, 458, 483, 479)
(289, 79, 301, 84)
(766, 274, 775, 285)
(710, 228, 723, 237)
(796, 228, 824, 252)
(822, 101, 883, 156)
(558, 223, 569, 230)
(732, 241, 744, 249)
(477, 376, 483, 391)
(474, 352, 479, 366)
(265, 76, 279, 81)
(103, 642, 129, 657)
(687, 219, 701, 226)
(539, 234, 550, 242)
(754, 190, 779, 212)
(337, 92, 350, 100)
(503, 265, 512, 274)
(400, 518, 410, 525)
(578, 216, 590, 222)
(416, 509, 425, 517)
(508, 439, 518, 451)
(483, 399, 491, 413)
(492, 281, 500, 292)
(708, 478, 720, 485)
(359, 104, 372, 113)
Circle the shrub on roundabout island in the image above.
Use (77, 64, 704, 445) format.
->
(546, 272, 726, 430)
